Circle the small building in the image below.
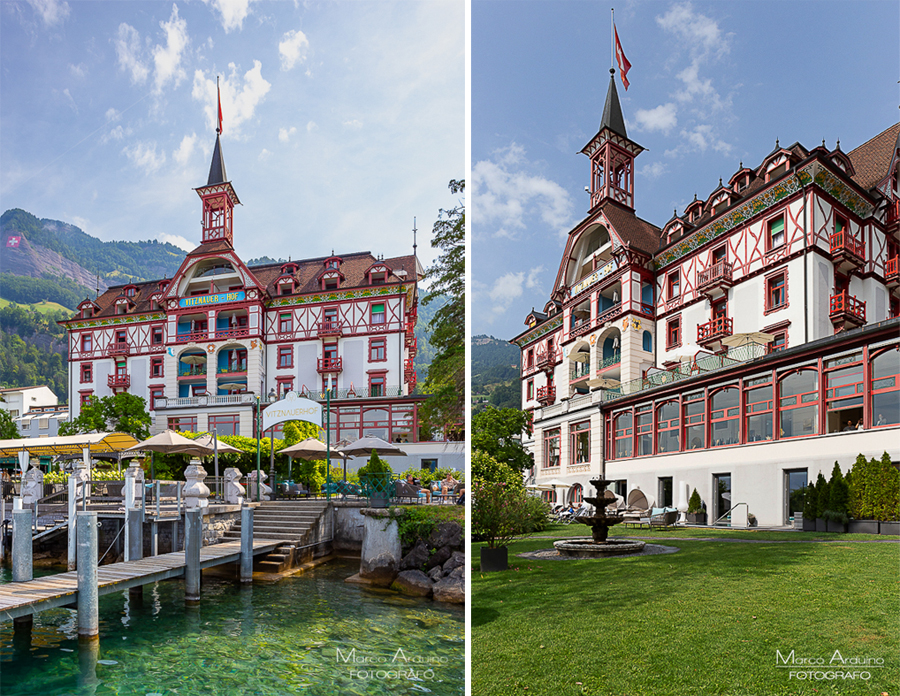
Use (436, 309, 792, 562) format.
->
(0, 386, 59, 419)
(12, 404, 70, 439)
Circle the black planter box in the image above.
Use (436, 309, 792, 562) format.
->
(815, 518, 827, 532)
(879, 521, 900, 535)
(826, 519, 847, 533)
(848, 520, 879, 534)
(686, 512, 707, 525)
(480, 545, 509, 572)
(802, 518, 817, 532)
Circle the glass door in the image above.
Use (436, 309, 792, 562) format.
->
(713, 473, 731, 525)
(784, 469, 808, 525)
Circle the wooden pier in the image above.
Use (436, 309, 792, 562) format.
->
(0, 537, 283, 622)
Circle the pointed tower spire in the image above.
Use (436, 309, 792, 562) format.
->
(194, 94, 240, 246)
(600, 69, 628, 138)
(207, 134, 228, 186)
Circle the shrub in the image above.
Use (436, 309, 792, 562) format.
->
(824, 461, 849, 523)
(814, 472, 829, 519)
(357, 451, 393, 479)
(396, 505, 464, 549)
(522, 493, 552, 533)
(471, 449, 522, 488)
(873, 451, 900, 522)
(472, 480, 536, 549)
(802, 482, 818, 521)
(687, 488, 703, 514)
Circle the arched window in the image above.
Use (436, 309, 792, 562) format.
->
(542, 489, 557, 504)
(744, 376, 773, 442)
(642, 330, 653, 352)
(570, 484, 583, 504)
(779, 369, 818, 438)
(870, 348, 899, 428)
(613, 412, 632, 459)
(710, 387, 739, 446)
(656, 401, 680, 453)
(683, 392, 705, 450)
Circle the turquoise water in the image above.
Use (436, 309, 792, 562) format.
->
(0, 559, 464, 695)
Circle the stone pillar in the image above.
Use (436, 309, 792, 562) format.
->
(68, 453, 91, 571)
(183, 461, 210, 510)
(20, 466, 43, 507)
(184, 509, 201, 604)
(124, 462, 144, 510)
(355, 507, 404, 587)
(12, 509, 33, 582)
(76, 511, 99, 641)
(224, 468, 245, 506)
(240, 505, 253, 583)
(125, 507, 142, 562)
(246, 471, 271, 502)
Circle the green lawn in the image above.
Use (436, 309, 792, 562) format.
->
(472, 529, 899, 696)
(0, 297, 71, 313)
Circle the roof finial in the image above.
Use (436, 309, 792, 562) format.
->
(775, 138, 780, 148)
(822, 138, 826, 147)
(739, 161, 743, 169)
(413, 216, 418, 259)
(836, 139, 841, 150)
(719, 177, 723, 186)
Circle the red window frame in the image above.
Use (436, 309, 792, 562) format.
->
(613, 411, 633, 459)
(709, 386, 740, 447)
(526, 348, 534, 370)
(80, 363, 92, 383)
(635, 406, 653, 456)
(712, 245, 727, 264)
(778, 368, 819, 439)
(79, 390, 93, 406)
(666, 316, 682, 350)
(278, 345, 293, 369)
(150, 356, 164, 378)
(765, 269, 788, 314)
(570, 420, 591, 465)
(542, 428, 561, 469)
(368, 370, 387, 397)
(370, 302, 386, 325)
(209, 413, 241, 437)
(744, 377, 774, 443)
(770, 331, 787, 353)
(656, 400, 680, 454)
(149, 386, 165, 410)
(81, 334, 92, 353)
(322, 374, 338, 392)
(369, 337, 387, 362)
(278, 313, 293, 334)
(276, 376, 294, 396)
(151, 326, 164, 345)
(870, 347, 900, 428)
(168, 416, 197, 433)
(683, 393, 706, 450)
(527, 379, 534, 401)
(570, 484, 583, 504)
(667, 269, 681, 300)
(767, 212, 785, 250)
(825, 355, 865, 432)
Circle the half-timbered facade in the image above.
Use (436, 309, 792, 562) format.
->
(513, 72, 900, 526)
(61, 134, 424, 443)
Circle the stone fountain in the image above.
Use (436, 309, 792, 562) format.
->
(553, 477, 646, 557)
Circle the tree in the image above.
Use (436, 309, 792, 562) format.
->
(0, 408, 20, 439)
(59, 393, 151, 440)
(420, 179, 465, 438)
(471, 406, 533, 473)
(471, 450, 523, 488)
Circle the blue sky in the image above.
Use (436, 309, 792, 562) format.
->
(1, 0, 464, 273)
(472, 0, 899, 340)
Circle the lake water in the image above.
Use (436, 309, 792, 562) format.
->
(0, 559, 464, 695)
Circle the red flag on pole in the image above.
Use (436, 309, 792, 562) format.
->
(614, 26, 631, 90)
(217, 78, 223, 134)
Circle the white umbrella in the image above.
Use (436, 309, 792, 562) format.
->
(218, 383, 247, 392)
(721, 332, 774, 348)
(337, 436, 408, 458)
(180, 354, 207, 365)
(193, 433, 242, 453)
(543, 478, 572, 488)
(588, 377, 620, 389)
(125, 430, 213, 457)
(569, 351, 590, 363)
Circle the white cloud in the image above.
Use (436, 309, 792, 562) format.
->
(173, 133, 197, 165)
(192, 61, 271, 137)
(158, 233, 194, 252)
(258, 149, 272, 161)
(472, 143, 573, 240)
(657, 2, 730, 57)
(202, 0, 257, 33)
(105, 108, 121, 122)
(279, 29, 309, 71)
(62, 88, 77, 113)
(122, 141, 166, 172)
(487, 266, 545, 316)
(114, 23, 149, 85)
(69, 63, 86, 78)
(306, 121, 317, 133)
(634, 103, 678, 134)
(152, 4, 189, 94)
(278, 126, 297, 143)
(26, 0, 69, 26)
(342, 119, 363, 129)
(639, 161, 668, 179)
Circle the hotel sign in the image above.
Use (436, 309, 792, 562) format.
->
(179, 291, 246, 308)
(570, 258, 618, 297)
(262, 392, 322, 431)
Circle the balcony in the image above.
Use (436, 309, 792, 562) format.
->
(570, 362, 590, 383)
(829, 291, 866, 331)
(697, 316, 734, 347)
(696, 261, 734, 297)
(178, 366, 207, 378)
(317, 320, 343, 338)
(406, 334, 418, 355)
(106, 342, 130, 357)
(596, 302, 624, 326)
(535, 349, 561, 371)
(569, 319, 593, 339)
(596, 351, 621, 372)
(214, 327, 249, 340)
(175, 331, 209, 344)
(829, 231, 865, 271)
(107, 373, 130, 389)
(536, 385, 556, 406)
(154, 393, 256, 410)
(317, 356, 343, 373)
(886, 257, 899, 288)
(218, 362, 247, 375)
(886, 199, 900, 229)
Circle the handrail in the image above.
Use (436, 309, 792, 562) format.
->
(713, 501, 747, 526)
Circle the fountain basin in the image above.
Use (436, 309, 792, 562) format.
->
(553, 538, 646, 558)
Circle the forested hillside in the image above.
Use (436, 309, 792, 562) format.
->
(472, 334, 520, 412)
(0, 303, 68, 400)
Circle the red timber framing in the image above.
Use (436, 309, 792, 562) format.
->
(266, 290, 407, 342)
(603, 324, 900, 461)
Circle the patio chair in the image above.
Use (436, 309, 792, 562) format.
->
(649, 508, 678, 529)
(394, 480, 425, 504)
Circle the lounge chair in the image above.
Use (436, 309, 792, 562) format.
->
(649, 508, 679, 529)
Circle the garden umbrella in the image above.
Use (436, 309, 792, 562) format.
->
(336, 436, 407, 458)
(179, 354, 207, 364)
(588, 377, 620, 390)
(282, 438, 348, 480)
(721, 332, 773, 348)
(125, 429, 214, 480)
(218, 383, 246, 392)
(194, 432, 242, 499)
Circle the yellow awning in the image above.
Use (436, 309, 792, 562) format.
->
(0, 432, 140, 457)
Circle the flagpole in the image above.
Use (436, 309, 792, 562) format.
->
(611, 8, 615, 73)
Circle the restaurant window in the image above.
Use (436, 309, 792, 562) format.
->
(779, 369, 818, 439)
(710, 386, 739, 446)
(570, 420, 591, 465)
(635, 405, 653, 456)
(80, 363, 93, 383)
(871, 347, 900, 428)
(614, 412, 633, 459)
(278, 313, 293, 334)
(168, 416, 197, 433)
(656, 401, 680, 453)
(543, 428, 561, 468)
(209, 414, 240, 437)
(825, 356, 864, 433)
(683, 392, 705, 450)
(371, 303, 386, 325)
(767, 213, 785, 250)
(744, 377, 773, 442)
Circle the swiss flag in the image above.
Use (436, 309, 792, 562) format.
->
(217, 82, 223, 134)
(6, 236, 21, 248)
(615, 26, 631, 90)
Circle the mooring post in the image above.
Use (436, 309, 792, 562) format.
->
(151, 520, 158, 557)
(125, 507, 143, 562)
(67, 475, 77, 571)
(12, 508, 33, 583)
(240, 505, 253, 583)
(76, 511, 99, 642)
(184, 508, 201, 604)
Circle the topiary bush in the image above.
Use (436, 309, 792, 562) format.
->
(687, 488, 703, 514)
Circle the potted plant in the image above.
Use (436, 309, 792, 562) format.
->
(686, 488, 706, 525)
(472, 480, 535, 572)
(747, 513, 758, 527)
(802, 481, 818, 531)
(357, 451, 393, 508)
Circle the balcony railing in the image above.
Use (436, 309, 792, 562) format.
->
(829, 291, 866, 323)
(886, 199, 900, 226)
(596, 351, 622, 372)
(596, 302, 623, 326)
(317, 356, 343, 373)
(569, 319, 593, 338)
(178, 366, 207, 377)
(535, 349, 561, 370)
(537, 385, 556, 405)
(886, 256, 899, 282)
(317, 320, 343, 337)
(697, 316, 734, 343)
(300, 385, 404, 401)
(214, 327, 249, 340)
(829, 231, 865, 262)
(155, 393, 256, 409)
(175, 331, 209, 343)
(697, 261, 733, 292)
(570, 362, 590, 382)
(106, 342, 130, 356)
(107, 374, 130, 388)
(218, 362, 247, 374)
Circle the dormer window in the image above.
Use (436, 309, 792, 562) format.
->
(279, 281, 294, 296)
(115, 299, 130, 315)
(124, 285, 137, 298)
(323, 275, 339, 291)
(280, 262, 299, 276)
(158, 280, 170, 292)
(765, 155, 790, 182)
(736, 175, 750, 192)
(323, 255, 342, 271)
(367, 263, 390, 285)
(149, 294, 162, 311)
(712, 194, 730, 217)
(82, 306, 93, 319)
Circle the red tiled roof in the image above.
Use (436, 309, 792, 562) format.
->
(848, 122, 900, 191)
(601, 201, 662, 255)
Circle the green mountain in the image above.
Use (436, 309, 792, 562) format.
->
(472, 334, 521, 412)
